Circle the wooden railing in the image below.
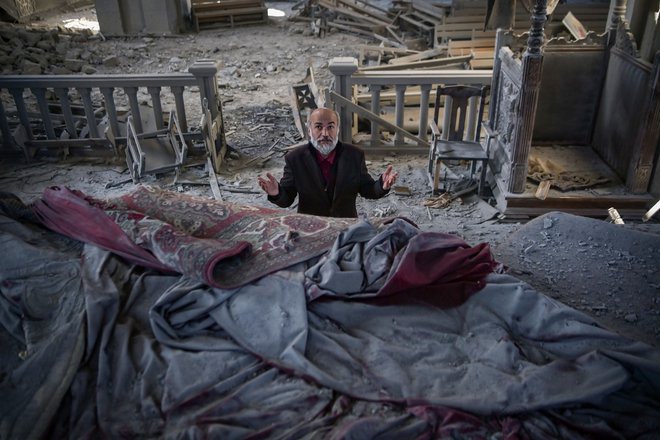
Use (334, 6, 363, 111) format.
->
(0, 59, 226, 169)
(327, 57, 492, 153)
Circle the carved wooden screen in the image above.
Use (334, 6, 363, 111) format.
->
(592, 22, 660, 193)
(532, 44, 606, 145)
(489, 46, 522, 190)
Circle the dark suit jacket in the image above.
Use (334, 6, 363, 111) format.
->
(268, 142, 388, 217)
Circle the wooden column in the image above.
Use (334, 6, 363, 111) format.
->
(609, 0, 628, 33)
(329, 57, 359, 143)
(369, 84, 381, 144)
(507, 0, 547, 193)
(606, 0, 628, 48)
(190, 59, 227, 172)
(626, 51, 660, 193)
(418, 84, 432, 142)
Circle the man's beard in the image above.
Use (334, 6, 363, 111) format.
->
(310, 135, 338, 156)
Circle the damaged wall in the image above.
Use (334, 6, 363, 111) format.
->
(0, 0, 91, 21)
(94, 0, 185, 36)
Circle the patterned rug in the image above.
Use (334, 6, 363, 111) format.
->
(33, 185, 359, 288)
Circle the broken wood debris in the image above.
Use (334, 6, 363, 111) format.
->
(528, 156, 610, 192)
(392, 185, 412, 196)
(294, 0, 402, 46)
(423, 180, 478, 208)
(607, 207, 624, 224)
(207, 157, 224, 201)
(248, 123, 276, 132)
(293, 0, 473, 70)
(642, 198, 660, 222)
(535, 180, 552, 200)
(105, 177, 133, 189)
(175, 178, 260, 194)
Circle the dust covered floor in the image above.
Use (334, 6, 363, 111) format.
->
(496, 211, 660, 347)
(499, 145, 654, 216)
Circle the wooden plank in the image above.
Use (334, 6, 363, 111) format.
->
(438, 31, 497, 41)
(207, 157, 223, 201)
(193, 0, 263, 8)
(643, 198, 660, 222)
(329, 90, 430, 148)
(409, 0, 448, 21)
(332, 0, 393, 25)
(388, 47, 448, 64)
(435, 22, 488, 31)
(503, 193, 653, 213)
(408, 10, 442, 25)
(469, 58, 494, 69)
(328, 21, 375, 37)
(448, 39, 496, 49)
(192, 0, 262, 4)
(363, 54, 472, 70)
(357, 44, 417, 54)
(450, 3, 610, 16)
(318, 0, 393, 27)
(333, 18, 380, 30)
(353, 0, 391, 15)
(398, 13, 435, 32)
(196, 6, 266, 19)
(534, 180, 552, 200)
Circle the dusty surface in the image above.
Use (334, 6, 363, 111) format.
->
(1, 2, 659, 347)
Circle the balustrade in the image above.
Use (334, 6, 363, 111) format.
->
(328, 56, 492, 153)
(0, 59, 225, 167)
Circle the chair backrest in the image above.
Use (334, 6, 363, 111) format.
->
(433, 85, 489, 142)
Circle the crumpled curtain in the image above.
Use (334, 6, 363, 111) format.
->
(304, 218, 499, 303)
(304, 218, 419, 299)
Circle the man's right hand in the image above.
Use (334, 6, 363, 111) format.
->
(257, 173, 279, 196)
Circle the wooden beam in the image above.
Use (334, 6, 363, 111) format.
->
(328, 89, 430, 148)
(207, 157, 223, 201)
(361, 55, 472, 71)
(388, 47, 448, 64)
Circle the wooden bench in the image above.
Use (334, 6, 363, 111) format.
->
(192, 0, 267, 30)
(434, 0, 610, 69)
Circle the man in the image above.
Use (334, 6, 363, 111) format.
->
(258, 107, 398, 218)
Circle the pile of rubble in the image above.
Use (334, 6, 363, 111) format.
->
(289, 0, 482, 69)
(292, 0, 447, 49)
(0, 22, 104, 75)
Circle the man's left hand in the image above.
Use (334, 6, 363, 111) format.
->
(382, 164, 398, 190)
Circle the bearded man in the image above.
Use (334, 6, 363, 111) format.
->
(258, 107, 398, 218)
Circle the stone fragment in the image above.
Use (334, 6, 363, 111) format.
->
(624, 313, 638, 323)
(82, 64, 97, 74)
(64, 58, 84, 72)
(22, 59, 42, 74)
(103, 55, 120, 67)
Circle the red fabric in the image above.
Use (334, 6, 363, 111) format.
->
(314, 147, 336, 185)
(376, 232, 498, 307)
(31, 185, 359, 289)
(409, 405, 527, 440)
(31, 186, 173, 273)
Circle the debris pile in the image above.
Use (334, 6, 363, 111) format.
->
(292, 0, 451, 67)
(291, 0, 612, 70)
(0, 22, 98, 75)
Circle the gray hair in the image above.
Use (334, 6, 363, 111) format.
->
(306, 107, 340, 129)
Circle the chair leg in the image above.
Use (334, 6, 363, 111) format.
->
(433, 159, 441, 194)
(478, 163, 486, 197)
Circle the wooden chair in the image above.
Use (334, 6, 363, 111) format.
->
(125, 109, 187, 183)
(428, 84, 490, 195)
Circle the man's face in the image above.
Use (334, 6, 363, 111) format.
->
(308, 109, 339, 156)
